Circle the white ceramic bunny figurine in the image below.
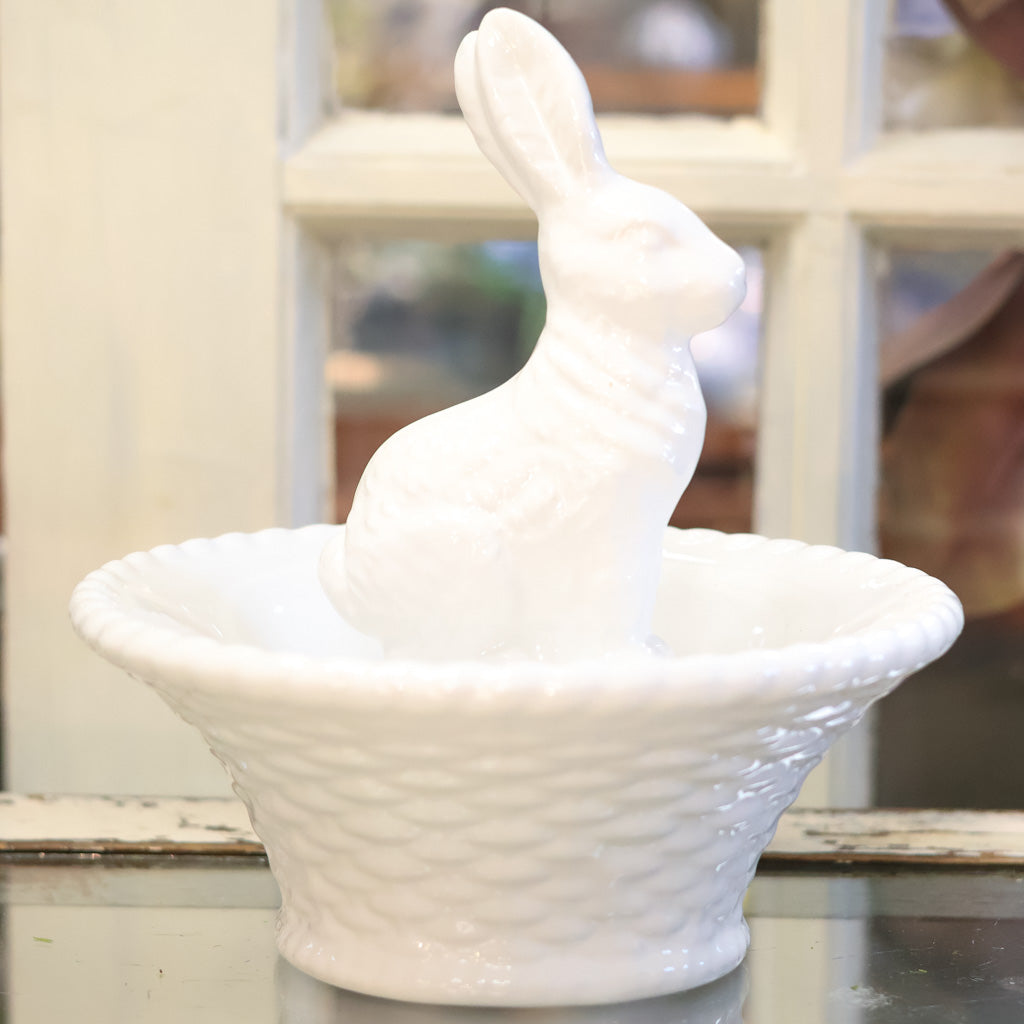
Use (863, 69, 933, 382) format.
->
(319, 7, 746, 661)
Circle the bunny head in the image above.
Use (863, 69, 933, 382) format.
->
(455, 8, 746, 338)
(541, 178, 747, 338)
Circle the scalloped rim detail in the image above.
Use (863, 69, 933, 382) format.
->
(69, 525, 964, 710)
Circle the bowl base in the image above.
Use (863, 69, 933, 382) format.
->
(275, 907, 750, 1007)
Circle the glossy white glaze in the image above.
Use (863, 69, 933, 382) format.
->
(70, 525, 963, 1006)
(318, 9, 745, 661)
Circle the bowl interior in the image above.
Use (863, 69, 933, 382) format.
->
(100, 527, 952, 661)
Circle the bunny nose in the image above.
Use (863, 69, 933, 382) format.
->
(703, 248, 746, 325)
(671, 244, 746, 332)
(724, 252, 747, 308)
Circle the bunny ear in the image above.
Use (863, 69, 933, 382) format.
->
(454, 30, 535, 205)
(471, 8, 610, 210)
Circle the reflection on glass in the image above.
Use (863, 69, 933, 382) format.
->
(5, 860, 1023, 1022)
(876, 246, 1024, 808)
(329, 241, 762, 532)
(328, 0, 760, 116)
(869, 915, 1024, 1021)
(884, 0, 1024, 129)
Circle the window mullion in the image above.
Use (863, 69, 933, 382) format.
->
(284, 112, 807, 236)
(846, 129, 1024, 232)
(757, 216, 877, 553)
(757, 0, 881, 551)
(757, 0, 881, 813)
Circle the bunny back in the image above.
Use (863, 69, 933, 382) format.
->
(326, 382, 674, 660)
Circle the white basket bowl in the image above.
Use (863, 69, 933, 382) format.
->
(70, 526, 962, 1007)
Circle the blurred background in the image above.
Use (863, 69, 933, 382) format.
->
(3, 0, 1024, 805)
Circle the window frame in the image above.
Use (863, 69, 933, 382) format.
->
(285, 0, 1024, 805)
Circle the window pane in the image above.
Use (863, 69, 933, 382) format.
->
(330, 240, 763, 532)
(884, 0, 1024, 130)
(330, 240, 542, 516)
(328, 1, 760, 116)
(875, 246, 1024, 808)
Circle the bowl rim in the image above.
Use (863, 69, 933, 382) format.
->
(68, 525, 964, 709)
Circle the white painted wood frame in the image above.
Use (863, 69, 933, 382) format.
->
(3, 0, 1024, 804)
(3, 797, 1022, 865)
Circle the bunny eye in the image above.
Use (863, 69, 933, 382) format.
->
(616, 223, 673, 249)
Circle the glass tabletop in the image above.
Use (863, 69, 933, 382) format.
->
(2, 855, 1021, 1023)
